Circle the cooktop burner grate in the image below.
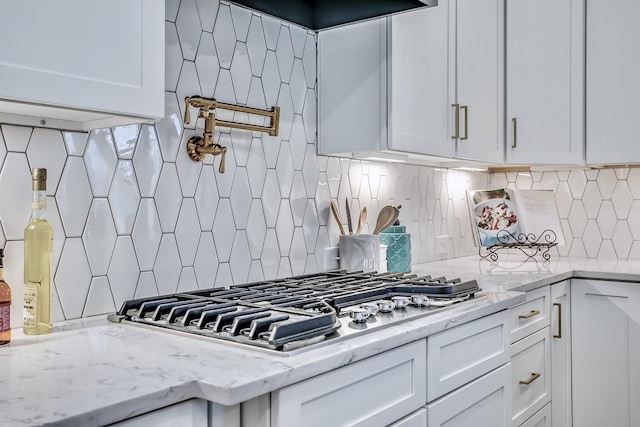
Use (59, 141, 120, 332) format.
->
(108, 270, 482, 354)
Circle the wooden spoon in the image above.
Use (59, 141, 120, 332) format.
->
(373, 206, 396, 234)
(356, 207, 367, 235)
(330, 200, 346, 235)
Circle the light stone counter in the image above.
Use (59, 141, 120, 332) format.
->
(2, 255, 638, 426)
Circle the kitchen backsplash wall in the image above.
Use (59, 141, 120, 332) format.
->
(488, 168, 640, 259)
(3, 0, 637, 328)
(0, 0, 488, 327)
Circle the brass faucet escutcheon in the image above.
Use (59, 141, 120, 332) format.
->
(183, 95, 280, 173)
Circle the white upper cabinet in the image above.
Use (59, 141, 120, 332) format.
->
(317, 18, 388, 155)
(319, 1, 503, 164)
(505, 0, 584, 165)
(0, 1, 164, 131)
(388, 5, 452, 158)
(449, 0, 504, 163)
(586, 0, 640, 164)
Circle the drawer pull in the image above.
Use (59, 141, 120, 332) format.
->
(518, 309, 540, 319)
(553, 303, 562, 338)
(519, 372, 541, 385)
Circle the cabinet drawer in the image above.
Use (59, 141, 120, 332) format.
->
(427, 363, 512, 427)
(520, 402, 550, 427)
(511, 327, 551, 426)
(271, 340, 426, 427)
(427, 310, 510, 402)
(510, 286, 550, 343)
(389, 408, 427, 427)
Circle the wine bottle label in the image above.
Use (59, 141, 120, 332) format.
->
(0, 301, 10, 332)
(23, 284, 37, 328)
(31, 202, 45, 210)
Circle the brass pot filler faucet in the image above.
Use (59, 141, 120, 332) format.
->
(183, 96, 280, 173)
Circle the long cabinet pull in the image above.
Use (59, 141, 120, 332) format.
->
(452, 104, 460, 139)
(519, 372, 540, 385)
(553, 302, 562, 338)
(518, 309, 540, 319)
(461, 105, 468, 140)
(512, 117, 517, 148)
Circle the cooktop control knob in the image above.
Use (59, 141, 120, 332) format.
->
(360, 303, 379, 316)
(411, 294, 429, 306)
(349, 308, 370, 323)
(391, 296, 410, 309)
(377, 300, 396, 313)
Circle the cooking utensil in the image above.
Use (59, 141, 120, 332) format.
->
(356, 207, 367, 235)
(345, 198, 353, 235)
(373, 205, 398, 234)
(330, 201, 346, 235)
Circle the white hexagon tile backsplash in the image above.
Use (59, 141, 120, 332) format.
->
(2, 0, 638, 327)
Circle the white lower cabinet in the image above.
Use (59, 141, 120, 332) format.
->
(427, 310, 510, 401)
(572, 279, 640, 427)
(510, 327, 551, 426)
(108, 399, 207, 427)
(520, 403, 551, 427)
(271, 340, 427, 427)
(427, 363, 512, 427)
(550, 281, 572, 427)
(389, 408, 427, 427)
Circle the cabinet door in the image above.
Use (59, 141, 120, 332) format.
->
(0, 1, 164, 131)
(317, 18, 387, 155)
(586, 0, 640, 164)
(455, 0, 504, 163)
(271, 340, 427, 427)
(506, 0, 584, 164)
(388, 4, 453, 157)
(427, 363, 511, 427)
(427, 310, 510, 402)
(521, 403, 551, 427)
(572, 279, 640, 427)
(511, 327, 551, 426)
(550, 281, 572, 427)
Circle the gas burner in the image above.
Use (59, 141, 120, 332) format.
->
(108, 271, 483, 355)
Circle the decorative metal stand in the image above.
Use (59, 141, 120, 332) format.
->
(479, 229, 558, 262)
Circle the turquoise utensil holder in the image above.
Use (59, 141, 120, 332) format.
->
(379, 225, 411, 273)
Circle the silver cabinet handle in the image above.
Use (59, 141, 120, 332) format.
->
(461, 105, 468, 140)
(512, 117, 517, 148)
(519, 372, 540, 385)
(518, 309, 540, 319)
(452, 104, 460, 139)
(553, 303, 562, 338)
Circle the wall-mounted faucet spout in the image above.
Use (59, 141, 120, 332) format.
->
(183, 96, 280, 173)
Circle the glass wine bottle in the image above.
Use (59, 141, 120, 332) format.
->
(23, 168, 53, 335)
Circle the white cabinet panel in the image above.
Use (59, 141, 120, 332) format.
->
(389, 408, 427, 427)
(509, 286, 550, 344)
(317, 18, 387, 155)
(454, 0, 504, 163)
(520, 403, 551, 427)
(388, 6, 452, 157)
(550, 281, 572, 427)
(572, 279, 640, 427)
(427, 363, 512, 427)
(271, 340, 427, 427)
(586, 0, 640, 164)
(510, 327, 551, 426)
(506, 0, 584, 165)
(427, 310, 510, 401)
(0, 1, 164, 131)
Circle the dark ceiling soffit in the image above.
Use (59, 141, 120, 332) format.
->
(230, 0, 434, 31)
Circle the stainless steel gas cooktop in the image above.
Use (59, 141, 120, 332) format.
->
(108, 271, 483, 356)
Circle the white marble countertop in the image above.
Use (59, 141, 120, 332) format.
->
(2, 255, 640, 426)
